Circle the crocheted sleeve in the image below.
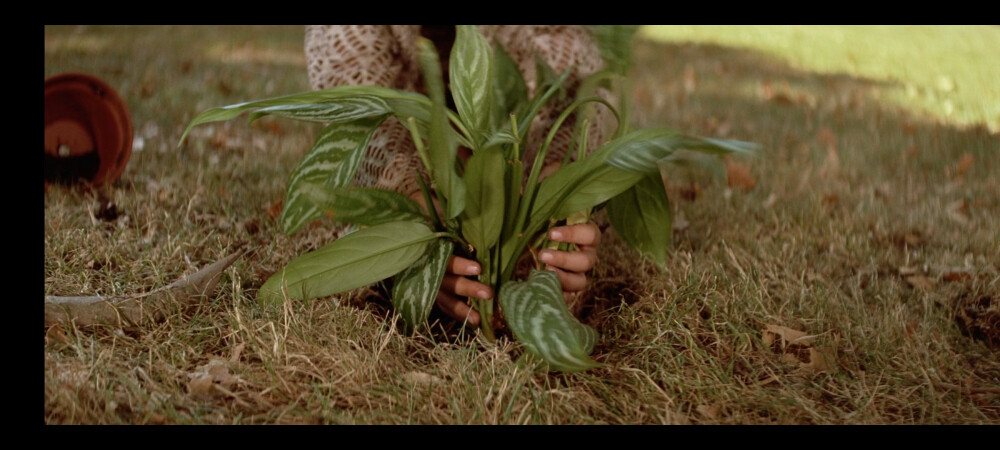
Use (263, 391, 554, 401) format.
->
(304, 25, 611, 197)
(484, 25, 614, 170)
(305, 25, 425, 198)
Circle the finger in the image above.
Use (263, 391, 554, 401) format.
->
(440, 274, 493, 299)
(435, 290, 480, 325)
(545, 265, 588, 293)
(537, 247, 598, 273)
(549, 223, 601, 246)
(447, 255, 482, 276)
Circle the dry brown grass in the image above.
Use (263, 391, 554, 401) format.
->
(44, 26, 999, 425)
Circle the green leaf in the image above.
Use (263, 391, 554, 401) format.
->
(391, 238, 453, 334)
(661, 149, 728, 181)
(552, 165, 642, 219)
(483, 129, 519, 148)
(460, 146, 505, 253)
(450, 25, 494, 148)
(606, 172, 672, 269)
(499, 270, 601, 373)
(247, 96, 390, 124)
(258, 222, 437, 305)
(179, 85, 426, 144)
(492, 43, 527, 131)
(587, 25, 642, 75)
(280, 115, 388, 234)
(417, 37, 466, 220)
(606, 129, 759, 174)
(516, 66, 572, 141)
(299, 184, 429, 227)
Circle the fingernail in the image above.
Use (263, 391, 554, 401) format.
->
(477, 289, 490, 299)
(539, 251, 553, 263)
(469, 265, 480, 275)
(549, 230, 563, 241)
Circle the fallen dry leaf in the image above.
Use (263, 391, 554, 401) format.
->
(946, 199, 970, 226)
(229, 342, 246, 363)
(696, 404, 721, 420)
(679, 182, 701, 202)
(267, 200, 283, 221)
(726, 161, 756, 191)
(905, 275, 935, 290)
(762, 193, 778, 209)
(45, 325, 70, 346)
(798, 347, 832, 375)
(763, 324, 815, 349)
(672, 211, 690, 232)
(683, 65, 696, 94)
(187, 374, 215, 399)
(891, 230, 926, 248)
(817, 128, 840, 178)
(942, 271, 973, 283)
(402, 371, 444, 386)
(147, 413, 168, 425)
(955, 153, 974, 177)
(187, 359, 239, 399)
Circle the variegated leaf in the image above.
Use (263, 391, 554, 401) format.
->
(281, 115, 387, 234)
(258, 222, 437, 305)
(450, 25, 494, 148)
(180, 85, 426, 144)
(300, 184, 429, 226)
(499, 270, 601, 373)
(247, 96, 390, 124)
(391, 238, 453, 334)
(606, 129, 759, 174)
(417, 37, 465, 219)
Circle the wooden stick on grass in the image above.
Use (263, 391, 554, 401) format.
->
(45, 249, 245, 328)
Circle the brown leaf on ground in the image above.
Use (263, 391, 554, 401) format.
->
(672, 211, 690, 232)
(822, 193, 840, 210)
(798, 347, 833, 375)
(943, 271, 973, 283)
(955, 153, 974, 177)
(891, 230, 926, 248)
(680, 182, 701, 202)
(186, 374, 214, 399)
(696, 404, 721, 420)
(229, 343, 246, 363)
(402, 371, 444, 386)
(905, 275, 935, 290)
(187, 359, 238, 399)
(726, 161, 757, 191)
(955, 294, 999, 349)
(267, 200, 283, 221)
(45, 325, 70, 346)
(683, 65, 696, 94)
(763, 325, 815, 349)
(946, 199, 970, 226)
(763, 193, 778, 209)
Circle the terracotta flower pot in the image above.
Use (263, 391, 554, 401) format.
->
(44, 73, 133, 187)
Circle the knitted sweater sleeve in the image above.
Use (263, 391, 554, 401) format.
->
(303, 25, 611, 197)
(304, 25, 425, 198)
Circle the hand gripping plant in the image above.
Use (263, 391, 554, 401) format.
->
(182, 26, 757, 372)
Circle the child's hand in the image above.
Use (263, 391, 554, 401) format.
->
(434, 255, 491, 326)
(537, 223, 601, 296)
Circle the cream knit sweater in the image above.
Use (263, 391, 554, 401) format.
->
(304, 25, 612, 198)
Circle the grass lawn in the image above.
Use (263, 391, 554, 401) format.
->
(44, 25, 999, 424)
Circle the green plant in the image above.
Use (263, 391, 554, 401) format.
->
(181, 26, 757, 372)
